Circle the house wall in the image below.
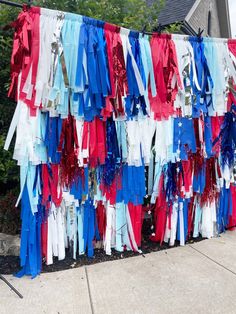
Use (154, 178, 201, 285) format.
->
(187, 0, 221, 37)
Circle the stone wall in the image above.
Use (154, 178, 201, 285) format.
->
(0, 233, 20, 256)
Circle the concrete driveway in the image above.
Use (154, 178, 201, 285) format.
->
(1, 231, 236, 314)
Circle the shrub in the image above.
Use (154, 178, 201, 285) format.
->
(0, 189, 20, 235)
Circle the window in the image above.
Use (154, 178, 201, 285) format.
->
(208, 10, 212, 36)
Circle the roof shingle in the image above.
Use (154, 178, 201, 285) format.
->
(157, 0, 196, 26)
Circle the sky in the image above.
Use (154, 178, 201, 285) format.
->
(229, 0, 236, 37)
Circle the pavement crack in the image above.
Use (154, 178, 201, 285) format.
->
(85, 266, 95, 314)
(189, 244, 236, 276)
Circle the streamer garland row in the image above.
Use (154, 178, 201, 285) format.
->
(5, 6, 236, 277)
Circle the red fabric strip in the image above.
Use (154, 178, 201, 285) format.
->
(128, 203, 142, 247)
(149, 34, 182, 120)
(104, 23, 128, 117)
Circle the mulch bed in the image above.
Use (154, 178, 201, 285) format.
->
(0, 219, 206, 275)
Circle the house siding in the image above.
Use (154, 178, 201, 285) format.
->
(188, 0, 221, 37)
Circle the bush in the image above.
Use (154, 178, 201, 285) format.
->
(0, 188, 20, 235)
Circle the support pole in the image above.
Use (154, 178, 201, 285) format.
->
(0, 274, 23, 299)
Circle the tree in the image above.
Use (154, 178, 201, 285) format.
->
(41, 0, 164, 31)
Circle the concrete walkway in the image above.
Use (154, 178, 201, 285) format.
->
(1, 231, 236, 314)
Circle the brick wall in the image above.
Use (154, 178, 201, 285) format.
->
(188, 0, 221, 37)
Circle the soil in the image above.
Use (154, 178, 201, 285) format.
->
(0, 219, 206, 275)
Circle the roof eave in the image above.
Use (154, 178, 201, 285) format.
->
(181, 21, 197, 36)
(185, 0, 201, 22)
